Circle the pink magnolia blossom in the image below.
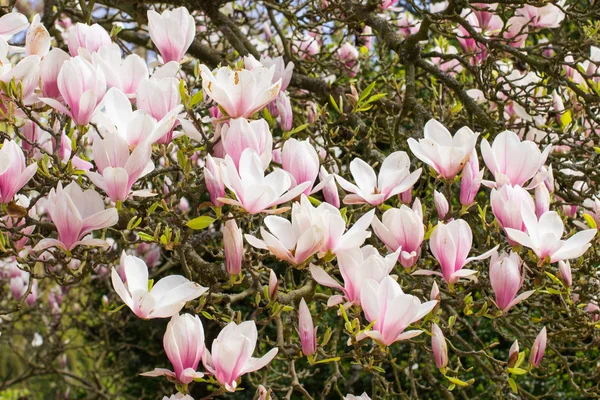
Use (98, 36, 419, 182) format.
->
(319, 167, 340, 208)
(298, 298, 317, 356)
(337, 42, 360, 77)
(462, 4, 503, 36)
(148, 7, 195, 63)
(93, 44, 149, 97)
(0, 13, 28, 41)
(268, 269, 278, 300)
(111, 255, 208, 319)
(33, 182, 119, 252)
(67, 23, 111, 56)
(408, 119, 478, 180)
(506, 205, 597, 264)
(310, 245, 399, 308)
(431, 322, 448, 368)
(372, 199, 424, 268)
(516, 3, 565, 29)
(489, 251, 534, 312)
(244, 54, 294, 91)
(204, 154, 225, 207)
(40, 56, 106, 126)
(397, 12, 421, 39)
(39, 48, 70, 98)
(344, 394, 371, 400)
(136, 77, 181, 144)
(508, 340, 520, 367)
(202, 320, 278, 392)
(504, 16, 529, 48)
(86, 132, 155, 202)
(221, 118, 272, 170)
(220, 149, 310, 214)
(529, 327, 547, 368)
(359, 276, 437, 346)
(224, 217, 244, 275)
(1, 55, 41, 105)
(490, 184, 535, 245)
(276, 91, 293, 131)
(535, 183, 550, 218)
(25, 15, 50, 57)
(0, 139, 38, 203)
(335, 151, 421, 206)
(430, 44, 463, 74)
(434, 190, 449, 220)
(481, 130, 551, 188)
(293, 35, 320, 59)
(200, 64, 282, 119)
(282, 138, 323, 195)
(558, 260, 572, 287)
(419, 219, 497, 284)
(460, 149, 484, 206)
(141, 313, 205, 384)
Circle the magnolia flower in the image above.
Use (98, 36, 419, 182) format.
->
(148, 7, 195, 63)
(460, 149, 484, 206)
(397, 12, 421, 38)
(431, 323, 448, 368)
(335, 151, 421, 206)
(282, 138, 322, 195)
(0, 12, 29, 41)
(320, 167, 340, 208)
(276, 91, 293, 131)
(344, 394, 372, 400)
(481, 130, 551, 188)
(111, 255, 208, 319)
(221, 118, 272, 170)
(516, 3, 565, 29)
(200, 64, 282, 119)
(505, 205, 597, 263)
(434, 190, 449, 219)
(95, 88, 180, 148)
(244, 55, 294, 91)
(223, 218, 243, 275)
(39, 48, 70, 98)
(0, 140, 38, 203)
(25, 15, 50, 57)
(41, 56, 106, 126)
(372, 199, 424, 268)
(489, 251, 535, 312)
(360, 276, 437, 346)
(1, 55, 41, 105)
(268, 269, 278, 300)
(508, 340, 520, 367)
(293, 35, 320, 59)
(408, 119, 479, 180)
(220, 149, 310, 214)
(204, 155, 225, 207)
(529, 327, 547, 368)
(141, 313, 205, 384)
(136, 77, 181, 144)
(337, 42, 360, 77)
(535, 183, 550, 218)
(93, 44, 149, 97)
(87, 132, 155, 202)
(310, 246, 399, 307)
(67, 23, 111, 56)
(298, 298, 317, 356)
(417, 219, 497, 284)
(33, 182, 119, 252)
(202, 321, 278, 392)
(558, 260, 572, 287)
(490, 184, 535, 245)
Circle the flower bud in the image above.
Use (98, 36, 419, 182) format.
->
(276, 91, 293, 132)
(204, 154, 225, 207)
(298, 298, 317, 356)
(319, 167, 340, 208)
(224, 217, 243, 275)
(558, 260, 572, 288)
(268, 269, 278, 300)
(431, 323, 448, 369)
(399, 188, 412, 205)
(430, 281, 440, 302)
(535, 183, 550, 218)
(529, 327, 547, 368)
(434, 190, 449, 220)
(507, 340, 519, 368)
(460, 149, 483, 207)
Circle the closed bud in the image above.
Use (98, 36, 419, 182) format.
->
(276, 91, 293, 131)
(434, 190, 449, 220)
(460, 149, 483, 207)
(430, 281, 440, 302)
(558, 260, 572, 288)
(431, 323, 448, 369)
(508, 340, 519, 368)
(224, 217, 244, 275)
(298, 298, 317, 356)
(399, 188, 412, 205)
(535, 183, 551, 218)
(529, 327, 547, 368)
(268, 269, 278, 300)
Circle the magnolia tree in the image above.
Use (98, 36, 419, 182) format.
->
(1, 0, 600, 398)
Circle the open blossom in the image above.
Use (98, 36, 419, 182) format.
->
(460, 149, 484, 206)
(220, 149, 310, 214)
(67, 23, 111, 56)
(282, 139, 321, 195)
(39, 48, 70, 98)
(0, 140, 38, 203)
(223, 218, 244, 275)
(0, 12, 29, 41)
(419, 219, 497, 284)
(141, 313, 205, 384)
(87, 132, 155, 202)
(200, 64, 282, 119)
(111, 255, 208, 319)
(372, 199, 424, 268)
(221, 118, 272, 170)
(33, 182, 119, 252)
(293, 35, 320, 58)
(310, 246, 399, 307)
(148, 7, 195, 63)
(204, 155, 225, 207)
(298, 298, 317, 356)
(202, 321, 278, 392)
(481, 130, 551, 188)
(41, 56, 106, 126)
(344, 394, 371, 400)
(516, 3, 565, 29)
(25, 15, 50, 57)
(335, 151, 421, 206)
(397, 12, 421, 38)
(1, 55, 41, 105)
(360, 276, 437, 346)
(430, 44, 463, 74)
(431, 323, 448, 368)
(136, 77, 182, 144)
(505, 204, 596, 263)
(408, 119, 479, 180)
(96, 88, 180, 148)
(337, 42, 360, 77)
(489, 251, 535, 312)
(529, 327, 547, 368)
(244, 54, 294, 91)
(93, 44, 149, 97)
(491, 184, 535, 245)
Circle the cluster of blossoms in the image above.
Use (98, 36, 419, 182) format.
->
(1, 0, 600, 398)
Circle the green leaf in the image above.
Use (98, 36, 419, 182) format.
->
(545, 271, 563, 286)
(515, 351, 526, 369)
(186, 216, 216, 230)
(358, 81, 376, 103)
(329, 95, 341, 113)
(559, 110, 572, 128)
(138, 232, 155, 242)
(365, 93, 387, 104)
(189, 90, 204, 109)
(508, 367, 528, 376)
(508, 377, 518, 393)
(284, 123, 308, 138)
